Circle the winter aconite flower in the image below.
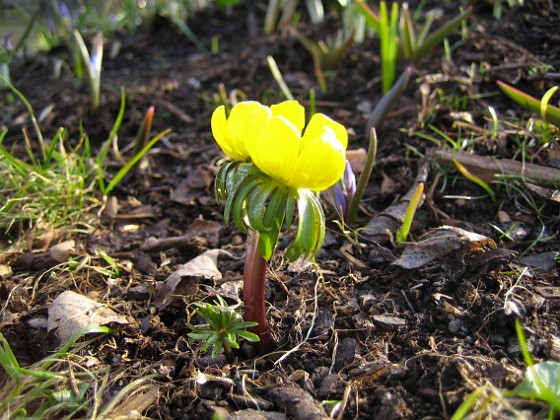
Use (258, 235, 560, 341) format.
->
(212, 99, 349, 348)
(211, 100, 348, 191)
(212, 99, 349, 262)
(247, 101, 348, 191)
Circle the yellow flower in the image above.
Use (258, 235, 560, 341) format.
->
(211, 101, 271, 162)
(248, 101, 348, 191)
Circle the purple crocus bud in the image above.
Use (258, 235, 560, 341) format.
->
(46, 18, 56, 35)
(342, 160, 356, 203)
(328, 160, 356, 219)
(59, 2, 71, 20)
(2, 31, 13, 51)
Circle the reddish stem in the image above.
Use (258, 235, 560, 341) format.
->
(243, 230, 271, 351)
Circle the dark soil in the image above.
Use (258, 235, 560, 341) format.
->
(1, 1, 560, 419)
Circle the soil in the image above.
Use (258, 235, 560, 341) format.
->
(1, 1, 560, 419)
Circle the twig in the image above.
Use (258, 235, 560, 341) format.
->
(434, 150, 560, 187)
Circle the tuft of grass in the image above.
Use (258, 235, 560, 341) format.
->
(0, 85, 167, 239)
(452, 320, 560, 419)
(0, 326, 158, 418)
(0, 327, 109, 418)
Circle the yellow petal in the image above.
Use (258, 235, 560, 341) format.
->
(288, 129, 346, 191)
(271, 101, 305, 134)
(211, 105, 245, 161)
(304, 113, 348, 149)
(248, 116, 300, 185)
(226, 101, 271, 161)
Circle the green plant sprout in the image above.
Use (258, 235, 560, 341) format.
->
(346, 66, 412, 226)
(187, 295, 259, 363)
(492, 0, 524, 20)
(265, 0, 327, 34)
(453, 159, 496, 202)
(73, 30, 103, 113)
(452, 320, 560, 419)
(395, 182, 424, 245)
(356, 1, 470, 93)
(94, 90, 170, 199)
(212, 100, 347, 349)
(297, 29, 355, 94)
(497, 80, 560, 129)
(267, 55, 295, 100)
(378, 1, 399, 94)
(264, 0, 298, 34)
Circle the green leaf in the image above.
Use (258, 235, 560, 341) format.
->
(497, 81, 560, 128)
(515, 361, 560, 399)
(256, 185, 292, 259)
(258, 229, 279, 260)
(411, 7, 471, 64)
(399, 3, 415, 61)
(103, 128, 171, 197)
(284, 192, 297, 228)
(231, 320, 259, 329)
(356, 0, 380, 33)
(215, 160, 236, 202)
(200, 334, 220, 353)
(235, 330, 260, 342)
(225, 176, 261, 230)
(246, 182, 277, 232)
(261, 185, 289, 231)
(187, 332, 213, 340)
(285, 189, 325, 261)
(224, 332, 239, 349)
(211, 340, 223, 359)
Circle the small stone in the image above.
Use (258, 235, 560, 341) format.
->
(333, 337, 357, 372)
(448, 318, 462, 335)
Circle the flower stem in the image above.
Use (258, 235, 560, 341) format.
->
(243, 230, 271, 351)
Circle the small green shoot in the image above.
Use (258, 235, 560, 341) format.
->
(453, 159, 496, 202)
(101, 128, 170, 198)
(188, 295, 260, 363)
(297, 29, 355, 93)
(264, 0, 299, 34)
(73, 30, 103, 113)
(497, 80, 560, 128)
(267, 55, 294, 100)
(132, 106, 155, 160)
(356, 1, 471, 92)
(395, 182, 424, 245)
(379, 1, 399, 94)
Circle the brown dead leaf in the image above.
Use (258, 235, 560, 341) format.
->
(48, 291, 130, 343)
(107, 384, 160, 418)
(392, 226, 496, 269)
(170, 165, 212, 205)
(346, 148, 367, 173)
(49, 240, 76, 263)
(153, 249, 221, 309)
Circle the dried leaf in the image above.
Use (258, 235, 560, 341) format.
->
(392, 226, 496, 269)
(153, 249, 221, 309)
(48, 291, 129, 343)
(49, 240, 76, 263)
